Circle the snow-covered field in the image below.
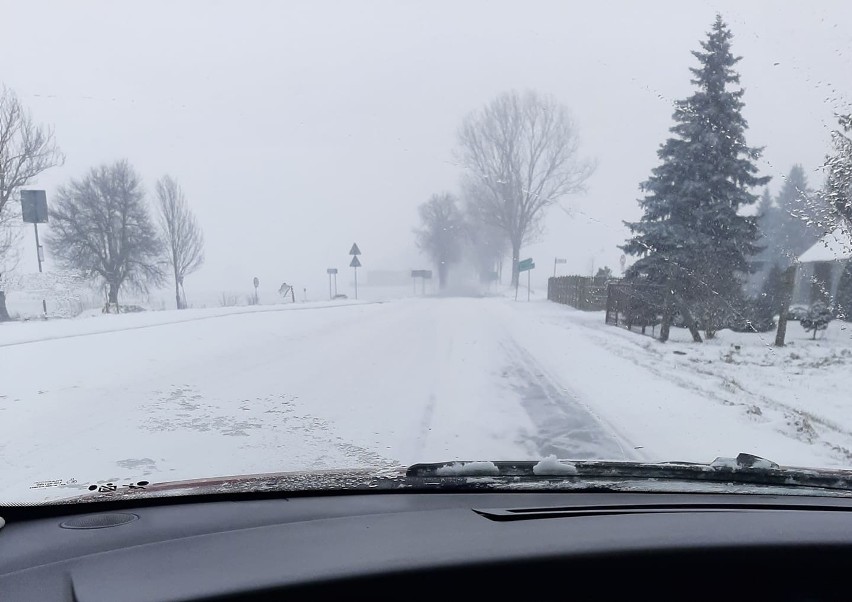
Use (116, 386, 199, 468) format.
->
(2, 295, 851, 503)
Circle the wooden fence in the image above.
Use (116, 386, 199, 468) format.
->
(547, 276, 619, 311)
(604, 282, 667, 336)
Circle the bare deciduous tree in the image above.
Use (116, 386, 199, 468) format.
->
(47, 160, 162, 311)
(155, 175, 204, 309)
(456, 90, 595, 286)
(462, 184, 509, 283)
(415, 193, 466, 289)
(0, 85, 64, 320)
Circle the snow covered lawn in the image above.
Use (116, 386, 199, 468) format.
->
(504, 302, 852, 469)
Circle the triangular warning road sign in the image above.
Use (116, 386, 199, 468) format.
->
(350, 256, 362, 268)
(349, 243, 361, 255)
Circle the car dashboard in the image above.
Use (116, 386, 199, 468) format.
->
(1, 490, 851, 600)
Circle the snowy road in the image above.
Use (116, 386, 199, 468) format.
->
(0, 297, 633, 502)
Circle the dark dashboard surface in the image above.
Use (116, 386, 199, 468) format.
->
(2, 491, 851, 601)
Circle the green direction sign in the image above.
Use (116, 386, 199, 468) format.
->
(518, 258, 534, 272)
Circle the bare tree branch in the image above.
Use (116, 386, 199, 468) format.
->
(0, 85, 64, 320)
(414, 193, 465, 289)
(456, 90, 595, 285)
(156, 175, 205, 309)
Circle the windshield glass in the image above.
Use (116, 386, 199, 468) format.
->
(2, 0, 852, 504)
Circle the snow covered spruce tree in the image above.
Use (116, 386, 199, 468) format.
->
(754, 166, 824, 283)
(621, 15, 769, 341)
(801, 302, 833, 340)
(819, 114, 852, 322)
(824, 114, 852, 227)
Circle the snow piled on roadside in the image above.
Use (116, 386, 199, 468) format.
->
(0, 299, 375, 347)
(4, 272, 95, 319)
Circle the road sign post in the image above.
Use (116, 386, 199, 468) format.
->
(327, 268, 338, 300)
(21, 190, 49, 316)
(517, 258, 535, 302)
(553, 257, 567, 277)
(411, 270, 432, 296)
(351, 256, 360, 299)
(349, 243, 362, 300)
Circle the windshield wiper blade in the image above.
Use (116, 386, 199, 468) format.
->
(17, 455, 852, 508)
(406, 454, 779, 478)
(406, 454, 852, 494)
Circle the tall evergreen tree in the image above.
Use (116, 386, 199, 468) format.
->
(621, 15, 769, 339)
(760, 262, 786, 314)
(749, 187, 777, 294)
(756, 188, 772, 219)
(773, 165, 822, 261)
(752, 166, 825, 292)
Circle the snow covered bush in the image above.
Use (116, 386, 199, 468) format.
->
(219, 292, 239, 307)
(800, 302, 833, 339)
(788, 305, 809, 322)
(728, 296, 776, 333)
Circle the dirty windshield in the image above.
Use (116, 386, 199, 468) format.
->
(2, 1, 852, 503)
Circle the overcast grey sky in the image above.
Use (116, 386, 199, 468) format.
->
(3, 0, 851, 298)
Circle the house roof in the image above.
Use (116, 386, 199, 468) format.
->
(798, 226, 852, 263)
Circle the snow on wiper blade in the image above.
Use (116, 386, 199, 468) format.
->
(407, 454, 852, 493)
(408, 459, 578, 477)
(709, 453, 780, 470)
(407, 453, 780, 477)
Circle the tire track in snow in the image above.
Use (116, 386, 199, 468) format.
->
(499, 338, 636, 461)
(412, 394, 437, 460)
